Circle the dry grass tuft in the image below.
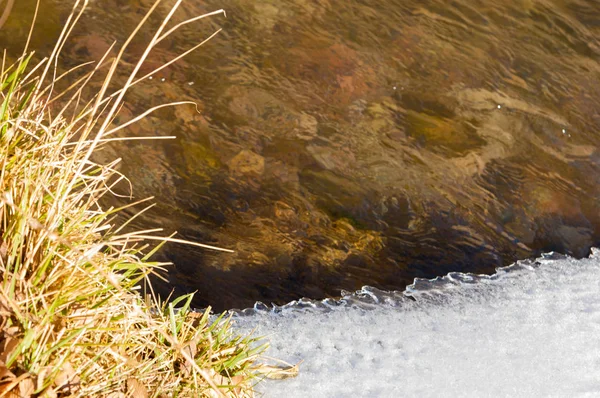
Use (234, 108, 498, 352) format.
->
(0, 0, 272, 396)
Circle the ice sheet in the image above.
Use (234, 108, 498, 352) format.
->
(233, 251, 600, 397)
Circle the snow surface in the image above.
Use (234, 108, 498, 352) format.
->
(232, 251, 600, 397)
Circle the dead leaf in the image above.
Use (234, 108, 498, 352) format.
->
(0, 337, 21, 364)
(54, 361, 80, 392)
(201, 369, 227, 398)
(186, 310, 209, 328)
(106, 393, 126, 398)
(210, 371, 228, 385)
(39, 386, 57, 398)
(229, 375, 247, 396)
(0, 296, 11, 318)
(0, 382, 16, 397)
(3, 327, 18, 337)
(180, 342, 197, 377)
(18, 377, 34, 396)
(0, 362, 15, 382)
(2, 387, 20, 398)
(126, 377, 148, 398)
(256, 363, 301, 380)
(0, 241, 7, 265)
(36, 366, 53, 391)
(0, 373, 31, 398)
(206, 369, 249, 395)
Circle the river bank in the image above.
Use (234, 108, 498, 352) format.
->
(0, 1, 268, 396)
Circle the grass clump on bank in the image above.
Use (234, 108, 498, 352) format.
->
(0, 0, 269, 396)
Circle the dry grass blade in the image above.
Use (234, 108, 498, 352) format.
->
(0, 0, 15, 31)
(103, 101, 196, 136)
(123, 235, 235, 253)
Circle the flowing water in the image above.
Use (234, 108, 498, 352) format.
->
(2, 0, 600, 310)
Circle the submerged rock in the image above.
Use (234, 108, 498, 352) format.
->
(228, 150, 265, 176)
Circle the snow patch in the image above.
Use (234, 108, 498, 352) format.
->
(233, 251, 600, 397)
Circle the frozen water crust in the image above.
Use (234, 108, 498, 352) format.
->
(233, 250, 600, 397)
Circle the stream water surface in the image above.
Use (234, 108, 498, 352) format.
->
(2, 0, 600, 311)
